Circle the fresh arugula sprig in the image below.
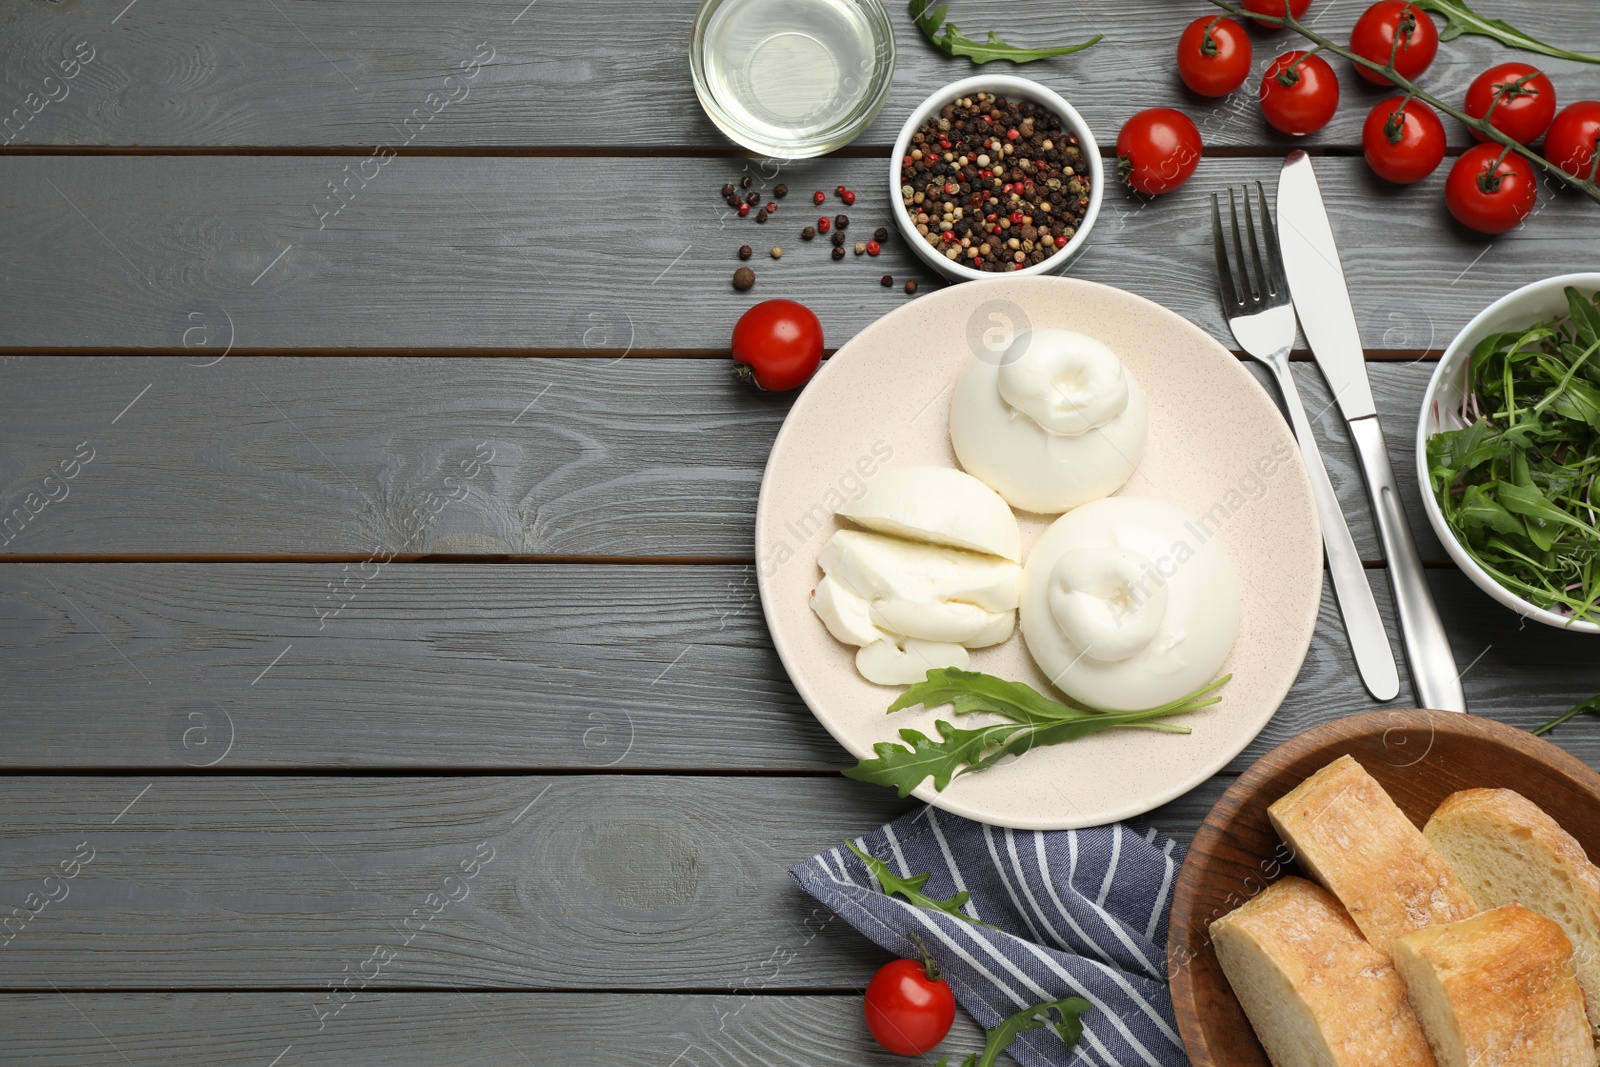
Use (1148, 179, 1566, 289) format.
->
(844, 668, 1229, 797)
(1427, 287, 1600, 624)
(1533, 694, 1600, 736)
(845, 841, 984, 924)
(1409, 0, 1600, 65)
(935, 996, 1093, 1067)
(908, 0, 1102, 65)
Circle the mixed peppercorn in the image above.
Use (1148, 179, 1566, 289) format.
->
(900, 91, 1090, 273)
(718, 180, 918, 293)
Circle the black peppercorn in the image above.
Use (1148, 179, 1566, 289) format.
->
(801, 226, 816, 240)
(738, 245, 752, 260)
(739, 175, 752, 189)
(721, 183, 735, 198)
(830, 231, 845, 247)
(835, 214, 849, 231)
(745, 191, 760, 206)
(732, 266, 755, 290)
(880, 274, 893, 287)
(904, 280, 918, 294)
(873, 227, 889, 243)
(725, 194, 741, 208)
(774, 184, 788, 198)
(831, 246, 846, 260)
(756, 210, 768, 224)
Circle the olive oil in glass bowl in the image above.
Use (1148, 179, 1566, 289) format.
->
(691, 0, 896, 158)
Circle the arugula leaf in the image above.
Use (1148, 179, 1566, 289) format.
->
(845, 669, 1229, 796)
(1410, 0, 1600, 64)
(844, 841, 983, 924)
(908, 0, 1102, 65)
(936, 996, 1094, 1067)
(1533, 694, 1600, 736)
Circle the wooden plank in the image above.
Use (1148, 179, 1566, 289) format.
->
(5, 0, 1598, 149)
(0, 992, 986, 1067)
(3, 564, 1598, 771)
(0, 354, 1476, 561)
(0, 155, 1591, 351)
(0, 773, 1236, 990)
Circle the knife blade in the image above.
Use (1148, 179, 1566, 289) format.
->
(1277, 150, 1467, 713)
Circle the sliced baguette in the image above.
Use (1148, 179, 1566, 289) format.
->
(1424, 787, 1600, 1036)
(1210, 876, 1438, 1067)
(1268, 755, 1476, 956)
(1393, 903, 1595, 1067)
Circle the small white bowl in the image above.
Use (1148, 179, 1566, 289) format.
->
(888, 74, 1103, 283)
(1417, 272, 1600, 634)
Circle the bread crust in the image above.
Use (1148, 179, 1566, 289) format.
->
(1393, 903, 1595, 1067)
(1425, 787, 1600, 1035)
(1210, 876, 1438, 1067)
(1268, 755, 1475, 956)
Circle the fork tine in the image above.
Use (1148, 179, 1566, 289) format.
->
(1254, 180, 1287, 298)
(1227, 187, 1253, 303)
(1211, 193, 1240, 308)
(1240, 184, 1269, 303)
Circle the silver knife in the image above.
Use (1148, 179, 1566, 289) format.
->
(1276, 151, 1466, 713)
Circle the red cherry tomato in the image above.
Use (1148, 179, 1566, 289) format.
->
(1116, 108, 1203, 195)
(1177, 16, 1253, 98)
(1260, 51, 1341, 136)
(730, 300, 823, 392)
(1362, 97, 1446, 183)
(1240, 0, 1312, 28)
(1544, 100, 1600, 180)
(1445, 144, 1537, 234)
(1464, 62, 1556, 144)
(863, 957, 956, 1056)
(1348, 1, 1439, 86)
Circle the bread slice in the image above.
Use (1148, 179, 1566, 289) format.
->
(1210, 876, 1438, 1067)
(1268, 755, 1476, 956)
(1393, 903, 1595, 1067)
(1424, 787, 1600, 1036)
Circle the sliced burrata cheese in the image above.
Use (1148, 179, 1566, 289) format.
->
(837, 465, 1021, 561)
(1019, 496, 1239, 711)
(809, 528, 1021, 686)
(949, 328, 1148, 514)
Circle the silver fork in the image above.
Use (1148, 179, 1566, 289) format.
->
(1212, 183, 1400, 702)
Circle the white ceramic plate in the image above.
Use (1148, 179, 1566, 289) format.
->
(755, 277, 1322, 829)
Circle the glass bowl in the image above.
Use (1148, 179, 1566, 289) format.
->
(690, 0, 896, 158)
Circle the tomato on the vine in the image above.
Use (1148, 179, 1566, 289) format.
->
(1464, 62, 1557, 144)
(730, 300, 823, 392)
(1362, 97, 1446, 183)
(1348, 1, 1438, 86)
(1116, 108, 1203, 195)
(1177, 16, 1252, 98)
(1545, 101, 1600, 180)
(1260, 51, 1341, 136)
(1445, 144, 1537, 234)
(864, 956, 956, 1056)
(1240, 0, 1312, 27)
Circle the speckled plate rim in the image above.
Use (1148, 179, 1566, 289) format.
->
(755, 276, 1323, 829)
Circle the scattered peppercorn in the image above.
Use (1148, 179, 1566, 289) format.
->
(801, 226, 817, 240)
(866, 240, 881, 256)
(904, 279, 918, 294)
(854, 241, 867, 255)
(881, 274, 894, 287)
(725, 194, 741, 208)
(831, 231, 846, 247)
(818, 217, 831, 234)
(835, 214, 849, 231)
(740, 175, 752, 189)
(745, 191, 760, 206)
(898, 91, 1089, 273)
(835, 185, 848, 196)
(738, 203, 751, 217)
(813, 190, 826, 205)
(770, 247, 782, 259)
(765, 201, 778, 213)
(831, 246, 846, 260)
(733, 266, 755, 290)
(873, 226, 889, 243)
(738, 245, 753, 260)
(722, 183, 736, 198)
(774, 184, 788, 198)
(756, 210, 768, 223)
(841, 189, 857, 206)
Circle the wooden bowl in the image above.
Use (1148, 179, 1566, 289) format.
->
(1168, 708, 1600, 1067)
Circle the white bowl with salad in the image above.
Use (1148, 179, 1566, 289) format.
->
(1418, 273, 1600, 634)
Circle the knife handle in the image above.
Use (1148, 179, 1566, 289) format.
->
(1269, 361, 1399, 701)
(1347, 415, 1467, 712)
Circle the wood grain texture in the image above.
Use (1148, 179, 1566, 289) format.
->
(1167, 709, 1600, 1067)
(4, 0, 1599, 149)
(0, 992, 984, 1066)
(0, 355, 1462, 561)
(0, 156, 1592, 351)
(0, 772, 1222, 989)
(2, 564, 1598, 771)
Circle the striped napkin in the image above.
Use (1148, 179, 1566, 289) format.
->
(790, 806, 1188, 1067)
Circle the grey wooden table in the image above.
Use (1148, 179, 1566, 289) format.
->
(3, 1, 1599, 1062)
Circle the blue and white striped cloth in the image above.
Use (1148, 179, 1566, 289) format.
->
(790, 806, 1188, 1067)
